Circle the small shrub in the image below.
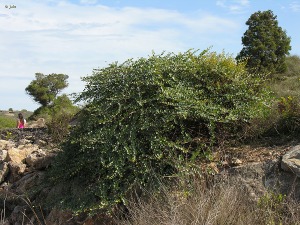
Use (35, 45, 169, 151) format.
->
(29, 106, 51, 121)
(47, 112, 73, 144)
(258, 192, 285, 210)
(46, 94, 79, 144)
(270, 96, 300, 136)
(277, 96, 299, 117)
(256, 192, 298, 225)
(5, 131, 13, 140)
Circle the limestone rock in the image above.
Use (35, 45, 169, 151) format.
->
(7, 145, 38, 164)
(27, 118, 46, 128)
(17, 143, 39, 152)
(225, 162, 267, 200)
(229, 157, 243, 166)
(0, 162, 9, 183)
(0, 150, 8, 161)
(281, 145, 300, 177)
(17, 138, 31, 146)
(25, 149, 55, 169)
(226, 160, 300, 201)
(34, 139, 47, 147)
(8, 162, 26, 182)
(10, 171, 44, 194)
(0, 139, 15, 150)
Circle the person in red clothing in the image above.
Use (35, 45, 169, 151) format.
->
(17, 113, 26, 128)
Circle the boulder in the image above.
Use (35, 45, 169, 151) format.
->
(28, 118, 45, 128)
(0, 140, 15, 150)
(25, 149, 55, 169)
(224, 162, 268, 200)
(0, 150, 8, 161)
(225, 159, 300, 201)
(7, 147, 24, 164)
(17, 143, 39, 152)
(34, 139, 48, 147)
(0, 162, 9, 183)
(281, 145, 300, 177)
(8, 162, 26, 182)
(17, 138, 31, 146)
(10, 171, 44, 194)
(7, 145, 38, 164)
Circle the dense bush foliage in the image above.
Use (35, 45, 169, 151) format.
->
(46, 50, 271, 214)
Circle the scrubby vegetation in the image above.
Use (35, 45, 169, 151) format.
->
(44, 94, 79, 143)
(2, 53, 299, 224)
(115, 177, 300, 225)
(243, 55, 300, 142)
(1, 9, 299, 224)
(44, 49, 272, 214)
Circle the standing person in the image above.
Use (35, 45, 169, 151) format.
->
(17, 113, 26, 128)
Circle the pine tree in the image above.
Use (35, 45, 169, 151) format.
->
(25, 73, 69, 107)
(236, 10, 291, 74)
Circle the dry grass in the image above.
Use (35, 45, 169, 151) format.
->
(116, 177, 300, 225)
(0, 194, 47, 225)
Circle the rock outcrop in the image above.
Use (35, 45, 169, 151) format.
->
(281, 145, 300, 177)
(225, 160, 300, 201)
(0, 127, 299, 224)
(0, 128, 59, 224)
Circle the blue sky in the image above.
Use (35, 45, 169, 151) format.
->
(1, 0, 300, 111)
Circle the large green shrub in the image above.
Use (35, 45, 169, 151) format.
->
(46, 50, 271, 214)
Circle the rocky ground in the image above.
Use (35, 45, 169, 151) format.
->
(0, 126, 299, 224)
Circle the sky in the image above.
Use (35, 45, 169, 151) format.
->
(1, 0, 300, 111)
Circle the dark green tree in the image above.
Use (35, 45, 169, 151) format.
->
(236, 10, 291, 74)
(25, 73, 69, 107)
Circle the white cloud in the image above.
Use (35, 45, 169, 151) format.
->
(0, 0, 241, 110)
(216, 0, 250, 14)
(237, 0, 250, 7)
(289, 1, 300, 11)
(80, 0, 98, 4)
(0, 1, 239, 69)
